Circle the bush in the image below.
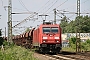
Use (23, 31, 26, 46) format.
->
(69, 37, 76, 48)
(69, 37, 76, 44)
(86, 39, 90, 44)
(0, 45, 37, 60)
(3, 40, 8, 46)
(81, 39, 90, 51)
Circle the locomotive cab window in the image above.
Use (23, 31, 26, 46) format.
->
(43, 27, 50, 33)
(51, 27, 58, 33)
(43, 27, 58, 33)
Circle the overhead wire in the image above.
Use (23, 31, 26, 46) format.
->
(37, 0, 57, 21)
(56, 0, 90, 22)
(57, 10, 72, 22)
(43, 0, 59, 14)
(56, 0, 68, 9)
(42, 0, 69, 21)
(81, 0, 90, 16)
(47, 0, 68, 13)
(81, 0, 90, 13)
(13, 0, 57, 28)
(13, 0, 90, 29)
(44, 0, 69, 23)
(12, 0, 38, 28)
(46, 0, 69, 13)
(36, 0, 53, 23)
(39, 0, 59, 22)
(53, 0, 89, 15)
(43, 0, 56, 12)
(37, 0, 51, 12)
(18, 0, 32, 13)
(83, 0, 89, 3)
(62, 0, 89, 11)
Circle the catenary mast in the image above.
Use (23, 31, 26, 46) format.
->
(8, 0, 12, 44)
(76, 0, 81, 53)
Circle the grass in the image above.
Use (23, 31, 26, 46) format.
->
(0, 45, 37, 60)
(62, 47, 76, 52)
(62, 46, 90, 53)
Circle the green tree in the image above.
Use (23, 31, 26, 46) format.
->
(73, 15, 90, 33)
(65, 20, 76, 33)
(60, 15, 90, 33)
(81, 15, 90, 32)
(60, 16, 68, 33)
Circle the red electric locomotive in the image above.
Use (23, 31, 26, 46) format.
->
(33, 22, 62, 53)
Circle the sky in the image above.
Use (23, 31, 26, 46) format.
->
(0, 0, 90, 36)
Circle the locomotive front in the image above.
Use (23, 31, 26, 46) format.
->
(39, 24, 62, 53)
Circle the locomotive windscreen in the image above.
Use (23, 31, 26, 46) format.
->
(43, 27, 58, 33)
(51, 27, 58, 33)
(43, 27, 50, 33)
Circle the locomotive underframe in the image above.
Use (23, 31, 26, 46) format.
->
(39, 44, 62, 53)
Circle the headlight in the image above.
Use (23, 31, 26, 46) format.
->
(43, 37, 47, 39)
(56, 40, 59, 42)
(43, 40, 46, 42)
(55, 37, 59, 39)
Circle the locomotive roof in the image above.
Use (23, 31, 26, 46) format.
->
(40, 24, 60, 27)
(34, 24, 60, 30)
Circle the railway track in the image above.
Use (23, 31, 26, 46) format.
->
(61, 51, 90, 60)
(35, 51, 76, 60)
(34, 51, 90, 60)
(77, 52, 90, 57)
(44, 54, 76, 60)
(44, 54, 86, 60)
